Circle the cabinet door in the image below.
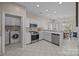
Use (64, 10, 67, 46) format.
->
(39, 32, 45, 40)
(43, 32, 48, 40)
(39, 32, 51, 42)
(47, 33, 51, 42)
(5, 15, 21, 26)
(24, 32, 31, 44)
(43, 32, 51, 42)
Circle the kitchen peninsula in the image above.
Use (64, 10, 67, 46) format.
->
(39, 30, 63, 46)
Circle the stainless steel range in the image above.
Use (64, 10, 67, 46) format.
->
(30, 31, 39, 43)
(29, 24, 39, 43)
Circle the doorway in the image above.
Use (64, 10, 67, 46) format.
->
(2, 12, 23, 55)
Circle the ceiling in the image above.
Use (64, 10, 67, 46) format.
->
(16, 2, 76, 19)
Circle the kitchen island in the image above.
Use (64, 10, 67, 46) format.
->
(39, 30, 63, 46)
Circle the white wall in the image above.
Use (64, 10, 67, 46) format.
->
(26, 17, 49, 30)
(26, 15, 76, 32)
(0, 2, 27, 54)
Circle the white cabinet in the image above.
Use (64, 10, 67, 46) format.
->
(47, 33, 51, 42)
(43, 32, 51, 42)
(24, 32, 31, 44)
(5, 15, 21, 26)
(39, 31, 62, 46)
(39, 31, 51, 41)
(39, 31, 44, 40)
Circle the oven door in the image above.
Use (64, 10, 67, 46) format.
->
(31, 34, 39, 41)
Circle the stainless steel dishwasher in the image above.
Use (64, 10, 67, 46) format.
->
(51, 33, 60, 46)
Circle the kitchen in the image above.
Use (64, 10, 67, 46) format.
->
(0, 2, 79, 56)
(23, 2, 75, 46)
(25, 18, 63, 46)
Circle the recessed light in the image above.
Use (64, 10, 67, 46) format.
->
(58, 2, 62, 5)
(36, 5, 40, 8)
(45, 9, 49, 12)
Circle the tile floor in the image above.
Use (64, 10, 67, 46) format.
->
(4, 39, 79, 56)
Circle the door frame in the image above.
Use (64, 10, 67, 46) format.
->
(1, 12, 24, 55)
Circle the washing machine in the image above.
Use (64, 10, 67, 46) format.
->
(10, 31, 20, 44)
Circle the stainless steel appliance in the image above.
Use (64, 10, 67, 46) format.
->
(30, 24, 37, 28)
(10, 31, 20, 44)
(30, 31, 39, 43)
(51, 33, 60, 46)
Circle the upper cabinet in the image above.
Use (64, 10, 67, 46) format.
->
(5, 14, 21, 26)
(48, 19, 62, 31)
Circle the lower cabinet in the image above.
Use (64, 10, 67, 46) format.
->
(39, 31, 51, 41)
(39, 31, 60, 46)
(24, 32, 31, 44)
(39, 32, 45, 40)
(44, 32, 51, 42)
